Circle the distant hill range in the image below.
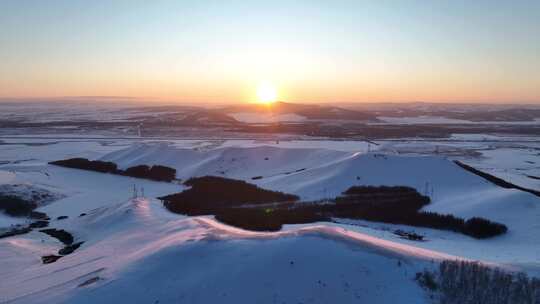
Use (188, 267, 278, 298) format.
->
(221, 101, 380, 122)
(342, 103, 540, 122)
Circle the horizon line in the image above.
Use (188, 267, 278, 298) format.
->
(1, 96, 540, 106)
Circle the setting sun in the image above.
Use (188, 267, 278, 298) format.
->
(256, 81, 278, 104)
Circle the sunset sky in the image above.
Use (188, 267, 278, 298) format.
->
(1, 0, 539, 104)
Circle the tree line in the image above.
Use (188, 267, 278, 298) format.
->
(160, 176, 507, 238)
(417, 260, 540, 304)
(49, 158, 177, 182)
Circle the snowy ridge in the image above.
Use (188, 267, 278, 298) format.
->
(1, 198, 463, 303)
(100, 143, 351, 184)
(193, 217, 463, 261)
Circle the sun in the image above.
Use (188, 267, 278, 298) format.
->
(256, 81, 278, 104)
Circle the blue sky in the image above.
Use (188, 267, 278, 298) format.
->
(1, 0, 539, 103)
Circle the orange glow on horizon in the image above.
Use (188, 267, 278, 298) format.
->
(255, 81, 278, 104)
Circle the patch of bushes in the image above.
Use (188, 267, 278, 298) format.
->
(213, 185, 439, 233)
(0, 227, 31, 239)
(333, 186, 431, 217)
(344, 210, 506, 239)
(42, 255, 62, 264)
(462, 217, 508, 238)
(417, 260, 540, 304)
(329, 198, 506, 239)
(40, 228, 74, 245)
(147, 165, 176, 182)
(161, 180, 507, 238)
(0, 195, 37, 217)
(122, 165, 150, 178)
(415, 270, 438, 291)
(122, 164, 176, 182)
(319, 187, 506, 239)
(29, 211, 49, 220)
(49, 158, 118, 173)
(160, 176, 299, 215)
(58, 241, 84, 255)
(395, 230, 424, 241)
(38, 228, 82, 261)
(49, 158, 177, 182)
(339, 186, 431, 209)
(344, 185, 424, 196)
(215, 204, 328, 232)
(29, 220, 49, 228)
(215, 208, 284, 231)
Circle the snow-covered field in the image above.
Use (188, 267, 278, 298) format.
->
(375, 116, 540, 125)
(1, 135, 539, 303)
(378, 135, 540, 190)
(229, 112, 308, 123)
(0, 102, 184, 123)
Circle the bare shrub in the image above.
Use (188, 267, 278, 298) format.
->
(417, 260, 540, 304)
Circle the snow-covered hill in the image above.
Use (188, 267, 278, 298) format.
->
(101, 143, 540, 221)
(101, 143, 540, 269)
(222, 101, 379, 123)
(1, 140, 539, 303)
(0, 198, 443, 304)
